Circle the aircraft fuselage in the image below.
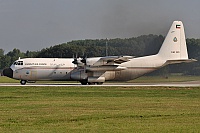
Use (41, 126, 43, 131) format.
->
(7, 55, 165, 82)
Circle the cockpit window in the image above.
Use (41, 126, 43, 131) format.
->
(19, 61, 23, 65)
(13, 61, 23, 65)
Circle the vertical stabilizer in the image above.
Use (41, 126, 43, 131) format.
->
(158, 21, 188, 60)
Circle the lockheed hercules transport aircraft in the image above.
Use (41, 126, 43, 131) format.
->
(3, 21, 196, 85)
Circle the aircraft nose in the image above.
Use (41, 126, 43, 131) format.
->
(3, 68, 13, 78)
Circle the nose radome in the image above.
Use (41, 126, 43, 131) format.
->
(3, 68, 13, 78)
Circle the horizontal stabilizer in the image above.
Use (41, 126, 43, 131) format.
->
(163, 59, 197, 66)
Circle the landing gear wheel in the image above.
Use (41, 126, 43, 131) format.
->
(80, 80, 88, 85)
(20, 80, 27, 85)
(97, 82, 103, 85)
(88, 82, 95, 85)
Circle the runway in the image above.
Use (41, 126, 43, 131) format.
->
(0, 81, 200, 87)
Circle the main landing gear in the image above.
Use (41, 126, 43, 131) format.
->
(80, 81, 104, 85)
(80, 80, 88, 85)
(88, 82, 103, 85)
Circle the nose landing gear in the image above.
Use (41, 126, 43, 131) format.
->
(20, 80, 27, 85)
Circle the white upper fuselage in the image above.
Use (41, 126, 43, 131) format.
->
(10, 55, 166, 81)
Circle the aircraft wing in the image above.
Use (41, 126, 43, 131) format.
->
(92, 56, 134, 66)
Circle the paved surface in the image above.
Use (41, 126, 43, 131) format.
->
(0, 81, 200, 87)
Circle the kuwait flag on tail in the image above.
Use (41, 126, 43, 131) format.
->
(176, 24, 181, 29)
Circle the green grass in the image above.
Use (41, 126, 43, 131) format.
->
(0, 76, 19, 83)
(0, 86, 200, 132)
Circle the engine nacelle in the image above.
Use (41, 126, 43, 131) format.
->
(70, 70, 88, 80)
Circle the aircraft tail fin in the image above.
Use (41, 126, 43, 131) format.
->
(158, 21, 189, 60)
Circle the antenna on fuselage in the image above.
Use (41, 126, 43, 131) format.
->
(106, 38, 108, 56)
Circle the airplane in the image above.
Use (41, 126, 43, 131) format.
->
(3, 21, 196, 85)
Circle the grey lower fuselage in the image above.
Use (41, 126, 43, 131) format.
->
(10, 54, 164, 82)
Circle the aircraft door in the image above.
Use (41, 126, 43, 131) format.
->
(30, 71, 37, 80)
(115, 71, 121, 80)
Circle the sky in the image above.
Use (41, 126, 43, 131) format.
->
(0, 0, 200, 53)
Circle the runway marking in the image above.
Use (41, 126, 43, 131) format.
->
(0, 81, 200, 87)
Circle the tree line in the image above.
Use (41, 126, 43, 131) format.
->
(0, 34, 199, 75)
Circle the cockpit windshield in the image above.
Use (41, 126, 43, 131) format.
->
(13, 61, 23, 65)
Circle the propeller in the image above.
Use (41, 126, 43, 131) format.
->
(81, 55, 87, 64)
(72, 53, 86, 66)
(72, 53, 88, 73)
